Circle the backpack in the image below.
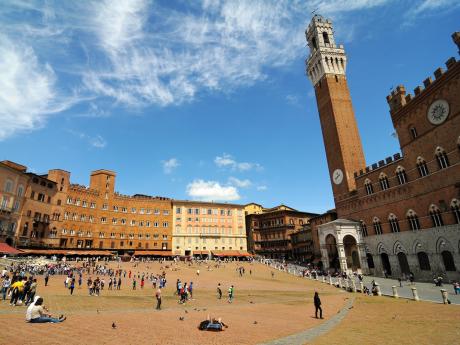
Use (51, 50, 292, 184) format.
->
(198, 320, 210, 330)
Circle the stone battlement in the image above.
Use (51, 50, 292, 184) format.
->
(354, 153, 402, 179)
(386, 56, 458, 115)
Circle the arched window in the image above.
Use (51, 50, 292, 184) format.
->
(322, 32, 330, 44)
(406, 209, 420, 231)
(4, 179, 13, 193)
(409, 126, 417, 139)
(373, 217, 383, 235)
(366, 253, 375, 268)
(441, 251, 456, 271)
(395, 166, 408, 185)
(360, 220, 368, 237)
(312, 37, 318, 50)
(379, 173, 390, 190)
(416, 157, 429, 177)
(364, 179, 374, 195)
(429, 204, 444, 227)
(388, 213, 400, 233)
(451, 199, 460, 224)
(435, 147, 450, 169)
(17, 185, 24, 197)
(417, 252, 431, 271)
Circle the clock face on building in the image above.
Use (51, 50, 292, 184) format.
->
(427, 99, 449, 125)
(332, 169, 344, 185)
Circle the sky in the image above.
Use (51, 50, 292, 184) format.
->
(1, 0, 459, 214)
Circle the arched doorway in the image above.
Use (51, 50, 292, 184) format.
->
(397, 252, 410, 275)
(366, 253, 375, 269)
(5, 237, 13, 246)
(441, 251, 456, 271)
(380, 253, 392, 276)
(343, 235, 361, 270)
(325, 234, 339, 270)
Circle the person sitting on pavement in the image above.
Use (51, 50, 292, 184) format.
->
(27, 297, 66, 323)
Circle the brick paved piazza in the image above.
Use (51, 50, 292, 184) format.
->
(0, 261, 458, 345)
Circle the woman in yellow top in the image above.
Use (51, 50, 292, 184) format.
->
(9, 278, 25, 306)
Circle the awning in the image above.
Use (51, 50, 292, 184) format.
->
(0, 242, 23, 255)
(133, 250, 172, 256)
(193, 251, 209, 255)
(212, 250, 245, 257)
(20, 249, 114, 256)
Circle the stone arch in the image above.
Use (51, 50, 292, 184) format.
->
(416, 156, 426, 164)
(379, 172, 388, 179)
(388, 213, 398, 220)
(406, 209, 417, 217)
(429, 203, 440, 212)
(412, 239, 425, 254)
(436, 237, 453, 253)
(393, 241, 408, 255)
(377, 242, 387, 254)
(434, 146, 446, 155)
(395, 165, 405, 173)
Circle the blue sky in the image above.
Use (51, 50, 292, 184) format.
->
(1, 0, 459, 213)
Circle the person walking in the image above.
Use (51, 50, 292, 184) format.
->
(314, 292, 323, 319)
(228, 285, 234, 303)
(217, 283, 222, 299)
(44, 272, 49, 287)
(155, 287, 162, 310)
(2, 276, 11, 301)
(69, 278, 75, 295)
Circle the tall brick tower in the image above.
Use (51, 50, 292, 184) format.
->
(306, 15, 366, 199)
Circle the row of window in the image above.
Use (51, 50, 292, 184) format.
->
(60, 228, 168, 240)
(361, 200, 460, 237)
(66, 198, 170, 215)
(63, 212, 170, 227)
(175, 226, 241, 235)
(3, 180, 24, 196)
(254, 218, 305, 228)
(364, 147, 451, 195)
(177, 207, 242, 216)
(181, 217, 236, 223)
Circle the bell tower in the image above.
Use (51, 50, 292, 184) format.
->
(306, 15, 366, 199)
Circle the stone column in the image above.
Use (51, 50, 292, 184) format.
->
(337, 243, 348, 272)
(320, 244, 329, 270)
(351, 279, 357, 292)
(329, 275, 333, 285)
(392, 286, 399, 298)
(359, 281, 364, 293)
(322, 276, 326, 283)
(411, 286, 420, 301)
(357, 243, 369, 274)
(440, 289, 449, 304)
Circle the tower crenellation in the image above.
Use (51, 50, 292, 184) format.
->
(305, 15, 347, 86)
(386, 56, 458, 119)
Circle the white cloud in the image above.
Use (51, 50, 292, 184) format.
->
(214, 153, 262, 172)
(228, 177, 252, 188)
(406, 0, 460, 18)
(162, 158, 180, 174)
(257, 185, 267, 191)
(0, 0, 401, 138)
(186, 179, 240, 201)
(0, 35, 72, 140)
(68, 130, 107, 149)
(286, 94, 299, 106)
(89, 135, 107, 148)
